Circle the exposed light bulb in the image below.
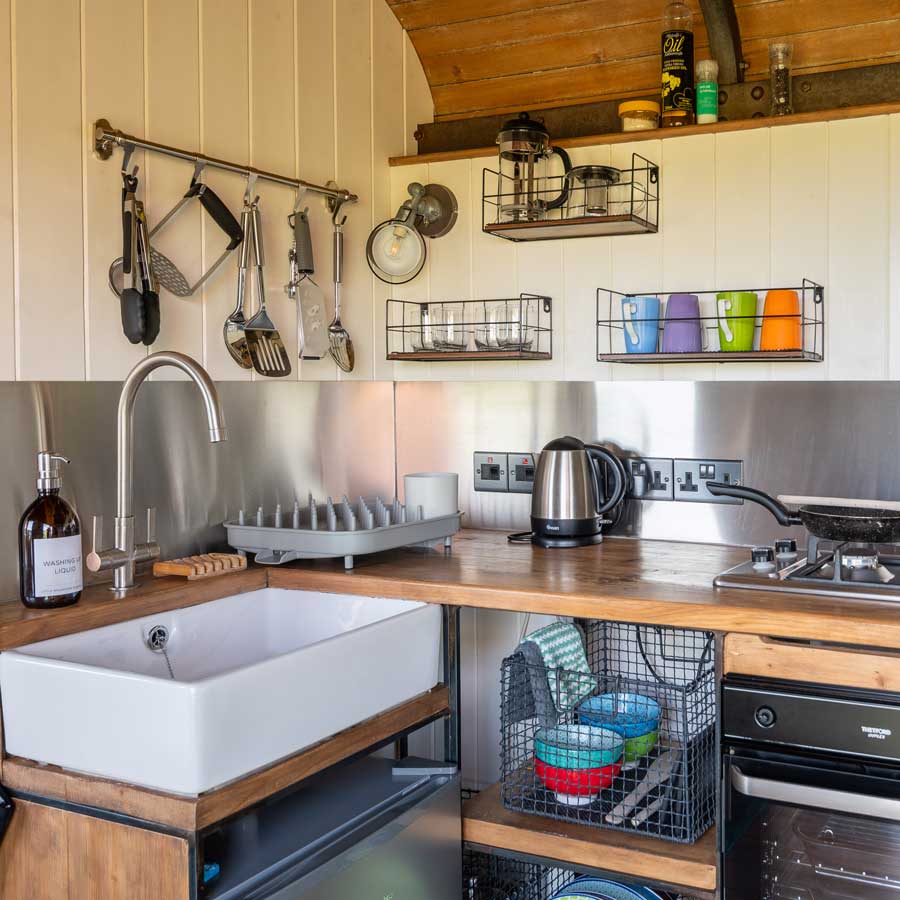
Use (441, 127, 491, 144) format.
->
(387, 226, 407, 259)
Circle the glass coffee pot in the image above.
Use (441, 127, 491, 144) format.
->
(495, 112, 571, 223)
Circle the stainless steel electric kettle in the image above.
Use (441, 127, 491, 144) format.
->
(510, 436, 627, 548)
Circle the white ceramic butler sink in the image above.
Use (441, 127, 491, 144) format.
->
(0, 589, 441, 795)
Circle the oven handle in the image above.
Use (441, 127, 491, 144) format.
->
(732, 765, 900, 819)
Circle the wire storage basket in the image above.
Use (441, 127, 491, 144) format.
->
(463, 848, 572, 900)
(482, 153, 659, 242)
(500, 620, 716, 844)
(386, 294, 552, 361)
(463, 847, 703, 900)
(597, 280, 824, 363)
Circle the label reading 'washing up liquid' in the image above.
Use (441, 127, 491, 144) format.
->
(32, 534, 83, 597)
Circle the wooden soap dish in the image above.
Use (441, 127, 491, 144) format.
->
(153, 553, 247, 580)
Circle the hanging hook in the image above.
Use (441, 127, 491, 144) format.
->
(243, 172, 259, 207)
(331, 196, 347, 227)
(190, 157, 207, 187)
(292, 186, 309, 216)
(120, 142, 136, 179)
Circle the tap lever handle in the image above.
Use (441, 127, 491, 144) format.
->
(146, 507, 156, 543)
(92, 515, 104, 554)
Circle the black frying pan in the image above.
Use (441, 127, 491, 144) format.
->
(706, 481, 900, 544)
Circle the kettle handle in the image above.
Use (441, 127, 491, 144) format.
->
(544, 146, 572, 211)
(586, 445, 627, 516)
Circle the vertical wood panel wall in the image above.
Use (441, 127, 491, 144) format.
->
(0, 0, 432, 382)
(390, 113, 900, 383)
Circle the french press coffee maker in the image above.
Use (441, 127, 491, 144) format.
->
(495, 112, 572, 223)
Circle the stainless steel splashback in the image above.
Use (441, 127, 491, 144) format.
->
(396, 380, 900, 549)
(0, 381, 395, 602)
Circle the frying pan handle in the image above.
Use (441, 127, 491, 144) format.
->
(706, 482, 802, 526)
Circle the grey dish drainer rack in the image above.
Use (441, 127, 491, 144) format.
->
(225, 493, 461, 569)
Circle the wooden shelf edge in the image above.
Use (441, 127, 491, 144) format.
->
(390, 101, 900, 167)
(462, 783, 718, 893)
(3, 685, 450, 833)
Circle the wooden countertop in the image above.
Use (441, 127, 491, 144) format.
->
(2, 529, 900, 650)
(0, 567, 267, 650)
(270, 530, 900, 649)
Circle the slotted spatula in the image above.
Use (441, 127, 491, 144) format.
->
(243, 203, 291, 377)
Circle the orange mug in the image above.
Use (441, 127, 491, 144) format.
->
(760, 289, 801, 351)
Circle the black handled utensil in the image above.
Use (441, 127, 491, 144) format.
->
(707, 481, 900, 543)
(119, 168, 145, 344)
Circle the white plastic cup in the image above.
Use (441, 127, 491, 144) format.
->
(404, 472, 459, 520)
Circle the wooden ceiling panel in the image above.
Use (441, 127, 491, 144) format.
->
(388, 0, 900, 121)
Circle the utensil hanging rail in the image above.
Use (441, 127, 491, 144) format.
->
(93, 118, 358, 204)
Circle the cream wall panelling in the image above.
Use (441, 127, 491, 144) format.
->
(0, 0, 431, 382)
(398, 113, 895, 383)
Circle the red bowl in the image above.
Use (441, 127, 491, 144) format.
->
(534, 756, 622, 796)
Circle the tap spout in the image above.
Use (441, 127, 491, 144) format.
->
(117, 352, 226, 520)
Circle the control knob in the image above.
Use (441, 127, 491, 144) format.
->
(755, 706, 777, 728)
(775, 538, 798, 558)
(751, 546, 776, 571)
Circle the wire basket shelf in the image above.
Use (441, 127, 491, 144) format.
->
(462, 847, 703, 900)
(482, 153, 659, 242)
(597, 280, 824, 363)
(386, 294, 553, 361)
(500, 620, 717, 844)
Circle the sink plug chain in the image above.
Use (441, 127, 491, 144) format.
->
(146, 625, 175, 680)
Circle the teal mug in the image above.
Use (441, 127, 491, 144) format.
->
(716, 291, 757, 352)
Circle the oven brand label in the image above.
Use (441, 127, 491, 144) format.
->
(861, 725, 892, 740)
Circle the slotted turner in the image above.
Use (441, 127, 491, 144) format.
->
(244, 203, 291, 377)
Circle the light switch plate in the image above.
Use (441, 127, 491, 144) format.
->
(627, 457, 674, 501)
(508, 453, 536, 493)
(473, 451, 508, 492)
(674, 458, 743, 504)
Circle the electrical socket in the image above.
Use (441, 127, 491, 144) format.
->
(508, 453, 536, 493)
(473, 452, 508, 492)
(674, 458, 743, 504)
(626, 457, 674, 501)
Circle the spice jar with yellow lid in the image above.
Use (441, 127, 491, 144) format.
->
(618, 100, 660, 132)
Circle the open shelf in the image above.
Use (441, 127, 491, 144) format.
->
(463, 782, 718, 894)
(597, 281, 824, 363)
(482, 153, 658, 242)
(483, 213, 656, 241)
(1, 685, 450, 832)
(386, 294, 553, 361)
(390, 102, 900, 167)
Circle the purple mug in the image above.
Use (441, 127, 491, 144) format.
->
(662, 293, 704, 353)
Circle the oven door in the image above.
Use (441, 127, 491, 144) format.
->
(723, 748, 900, 900)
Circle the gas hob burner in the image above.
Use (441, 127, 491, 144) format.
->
(716, 537, 900, 601)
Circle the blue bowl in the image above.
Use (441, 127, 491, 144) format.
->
(534, 724, 624, 769)
(576, 692, 660, 738)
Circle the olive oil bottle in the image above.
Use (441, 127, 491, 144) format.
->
(18, 452, 83, 609)
(661, 0, 695, 127)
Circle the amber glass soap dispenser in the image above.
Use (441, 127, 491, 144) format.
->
(18, 452, 83, 609)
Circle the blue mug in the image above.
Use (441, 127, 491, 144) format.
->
(622, 296, 660, 354)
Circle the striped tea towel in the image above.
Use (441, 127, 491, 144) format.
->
(523, 622, 594, 712)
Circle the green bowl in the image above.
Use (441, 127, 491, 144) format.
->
(534, 724, 623, 770)
(622, 729, 659, 762)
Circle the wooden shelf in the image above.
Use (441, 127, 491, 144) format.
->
(484, 214, 656, 241)
(2, 685, 450, 832)
(389, 102, 900, 167)
(598, 349, 822, 363)
(388, 350, 551, 361)
(463, 783, 718, 894)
